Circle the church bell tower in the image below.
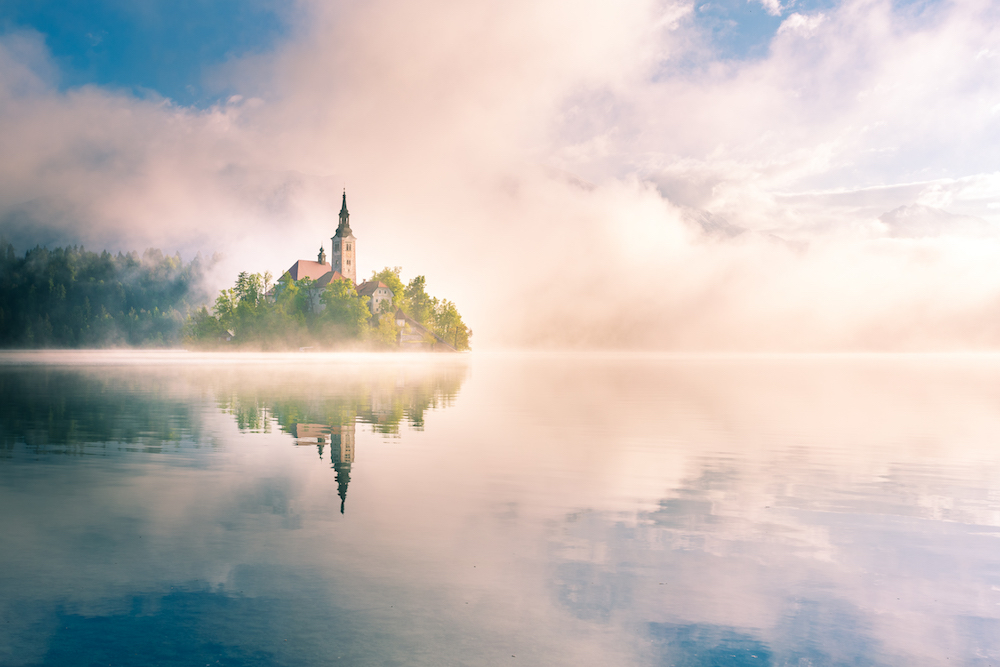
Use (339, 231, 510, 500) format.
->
(331, 190, 357, 284)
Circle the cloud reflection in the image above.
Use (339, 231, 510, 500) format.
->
(3, 353, 1000, 664)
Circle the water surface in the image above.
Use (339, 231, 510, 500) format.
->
(3, 351, 1000, 666)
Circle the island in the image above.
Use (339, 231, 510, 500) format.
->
(0, 192, 471, 351)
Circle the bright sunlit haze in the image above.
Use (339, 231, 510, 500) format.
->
(2, 0, 999, 350)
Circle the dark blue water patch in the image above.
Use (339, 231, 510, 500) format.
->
(38, 592, 278, 667)
(648, 623, 772, 666)
(648, 612, 884, 665)
(23, 577, 396, 667)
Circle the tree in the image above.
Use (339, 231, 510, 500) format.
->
(403, 275, 436, 326)
(320, 278, 371, 337)
(234, 271, 269, 307)
(433, 300, 472, 351)
(368, 313, 400, 348)
(0, 239, 207, 348)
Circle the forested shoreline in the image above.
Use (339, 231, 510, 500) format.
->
(0, 240, 471, 351)
(0, 240, 208, 348)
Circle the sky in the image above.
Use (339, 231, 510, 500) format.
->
(2, 0, 1000, 350)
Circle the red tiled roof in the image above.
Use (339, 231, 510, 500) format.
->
(285, 260, 331, 281)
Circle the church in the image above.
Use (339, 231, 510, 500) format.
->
(282, 191, 394, 316)
(278, 192, 455, 350)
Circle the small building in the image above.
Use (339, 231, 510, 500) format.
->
(356, 280, 394, 315)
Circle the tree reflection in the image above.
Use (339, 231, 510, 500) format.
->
(0, 368, 201, 454)
(214, 363, 466, 513)
(0, 358, 467, 515)
(216, 366, 465, 437)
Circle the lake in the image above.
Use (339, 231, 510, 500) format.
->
(2, 351, 1000, 666)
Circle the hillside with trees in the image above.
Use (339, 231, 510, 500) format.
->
(0, 240, 208, 348)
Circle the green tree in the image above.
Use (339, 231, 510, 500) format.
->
(186, 306, 225, 342)
(320, 278, 371, 338)
(176, 263, 471, 352)
(0, 239, 208, 348)
(433, 300, 472, 351)
(368, 313, 400, 348)
(403, 275, 437, 326)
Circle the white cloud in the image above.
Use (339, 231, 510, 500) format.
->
(777, 12, 826, 35)
(755, 0, 785, 17)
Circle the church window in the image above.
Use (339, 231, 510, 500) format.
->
(347, 259, 351, 265)
(346, 243, 351, 251)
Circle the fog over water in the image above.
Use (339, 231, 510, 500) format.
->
(3, 0, 1000, 349)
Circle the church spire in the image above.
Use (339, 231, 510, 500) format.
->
(337, 190, 351, 235)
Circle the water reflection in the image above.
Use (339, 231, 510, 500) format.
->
(521, 355, 1000, 666)
(4, 352, 1000, 665)
(210, 362, 465, 513)
(0, 366, 203, 455)
(0, 357, 465, 516)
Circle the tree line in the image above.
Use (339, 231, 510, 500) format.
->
(0, 240, 207, 348)
(0, 240, 471, 350)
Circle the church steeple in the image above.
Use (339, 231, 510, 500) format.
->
(331, 189, 357, 283)
(337, 190, 351, 234)
(330, 420, 355, 514)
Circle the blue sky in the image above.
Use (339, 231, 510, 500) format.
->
(693, 0, 831, 60)
(0, 0, 289, 105)
(0, 0, 836, 104)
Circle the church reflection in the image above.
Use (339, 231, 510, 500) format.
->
(0, 359, 468, 515)
(294, 422, 354, 513)
(217, 362, 468, 514)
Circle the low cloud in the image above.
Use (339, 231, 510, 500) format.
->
(3, 0, 1000, 349)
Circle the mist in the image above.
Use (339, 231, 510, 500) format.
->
(3, 0, 1000, 350)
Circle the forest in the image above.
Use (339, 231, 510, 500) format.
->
(0, 239, 207, 348)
